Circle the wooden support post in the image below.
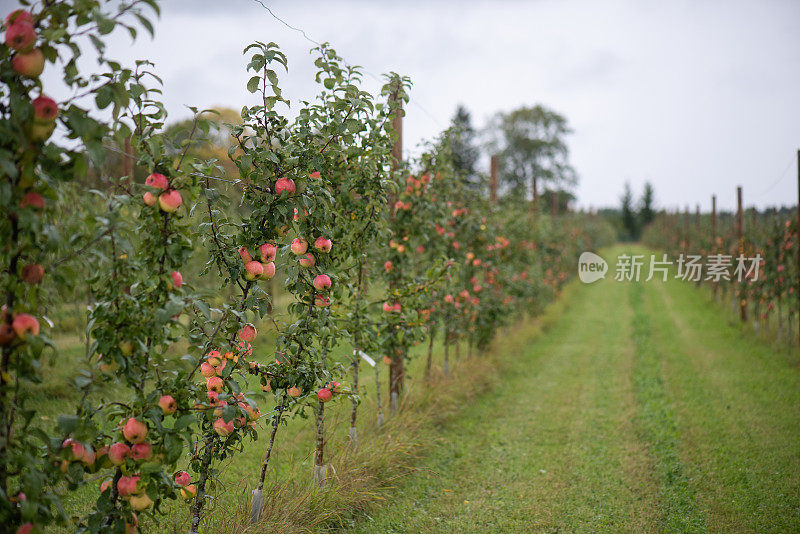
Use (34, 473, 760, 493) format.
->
(531, 175, 538, 213)
(388, 93, 404, 409)
(489, 155, 498, 204)
(712, 195, 718, 298)
(683, 206, 690, 248)
(737, 186, 747, 322)
(711, 195, 717, 244)
(391, 101, 402, 169)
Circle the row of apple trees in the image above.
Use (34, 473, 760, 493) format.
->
(642, 209, 798, 344)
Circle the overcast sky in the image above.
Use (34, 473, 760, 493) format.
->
(25, 0, 800, 211)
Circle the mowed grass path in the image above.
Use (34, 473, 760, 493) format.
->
(351, 246, 800, 533)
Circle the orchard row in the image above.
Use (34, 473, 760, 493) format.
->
(643, 203, 799, 345)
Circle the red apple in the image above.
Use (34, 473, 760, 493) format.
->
(312, 274, 331, 291)
(143, 191, 157, 206)
(382, 301, 400, 313)
(12, 48, 44, 77)
(291, 238, 307, 255)
(130, 442, 152, 460)
(20, 192, 45, 209)
(158, 395, 177, 414)
(244, 260, 263, 281)
(260, 261, 275, 280)
(206, 350, 221, 366)
(206, 376, 223, 393)
(287, 386, 302, 397)
(299, 253, 315, 268)
(200, 362, 215, 378)
(145, 172, 168, 189)
(5, 21, 36, 51)
(122, 418, 147, 444)
(314, 236, 332, 253)
(213, 417, 234, 437)
(117, 475, 141, 497)
(317, 388, 332, 402)
(259, 243, 277, 262)
(21, 264, 44, 284)
(6, 10, 33, 26)
(16, 523, 34, 534)
(108, 442, 130, 465)
(12, 314, 39, 339)
(180, 484, 197, 500)
(62, 438, 86, 462)
(238, 323, 257, 342)
(238, 246, 252, 263)
(100, 479, 113, 493)
(158, 189, 182, 212)
(315, 295, 331, 307)
(170, 270, 183, 289)
(32, 95, 57, 122)
(326, 381, 341, 393)
(174, 471, 191, 487)
(274, 177, 295, 196)
(384, 261, 393, 273)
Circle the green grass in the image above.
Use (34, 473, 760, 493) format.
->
(629, 281, 704, 532)
(644, 268, 800, 533)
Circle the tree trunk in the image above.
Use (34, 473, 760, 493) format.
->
(313, 403, 326, 485)
(443, 331, 450, 378)
(190, 433, 216, 533)
(375, 363, 384, 428)
(349, 356, 359, 450)
(251, 397, 285, 524)
(389, 353, 404, 414)
(424, 328, 435, 381)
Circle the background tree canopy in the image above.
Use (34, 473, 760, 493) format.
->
(485, 104, 577, 207)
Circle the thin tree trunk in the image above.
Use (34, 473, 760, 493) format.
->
(424, 328, 435, 381)
(349, 356, 359, 450)
(190, 433, 216, 534)
(251, 396, 285, 524)
(375, 363, 384, 428)
(443, 330, 450, 378)
(313, 403, 326, 485)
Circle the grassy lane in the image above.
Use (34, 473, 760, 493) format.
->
(629, 282, 705, 532)
(644, 274, 800, 533)
(352, 253, 661, 533)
